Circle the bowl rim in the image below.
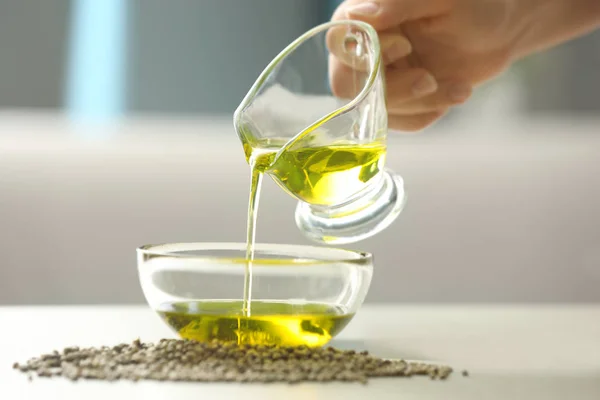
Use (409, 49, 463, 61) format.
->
(137, 242, 373, 266)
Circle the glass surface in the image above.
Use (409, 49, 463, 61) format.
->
(234, 20, 407, 244)
(137, 242, 373, 346)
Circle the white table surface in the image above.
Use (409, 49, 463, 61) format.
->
(1, 305, 599, 399)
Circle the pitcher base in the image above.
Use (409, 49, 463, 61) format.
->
(294, 170, 407, 245)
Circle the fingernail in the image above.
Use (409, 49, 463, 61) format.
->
(412, 74, 438, 96)
(449, 84, 472, 102)
(347, 2, 380, 16)
(384, 40, 412, 62)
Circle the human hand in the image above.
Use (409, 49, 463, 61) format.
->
(330, 0, 530, 132)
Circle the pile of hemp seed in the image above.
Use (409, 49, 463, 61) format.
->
(13, 339, 455, 384)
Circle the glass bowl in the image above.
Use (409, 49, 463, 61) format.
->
(137, 242, 373, 347)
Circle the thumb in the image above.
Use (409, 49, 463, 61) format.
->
(333, 0, 450, 30)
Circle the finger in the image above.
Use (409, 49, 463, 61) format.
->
(381, 26, 422, 70)
(325, 26, 412, 74)
(374, 25, 416, 67)
(379, 34, 412, 65)
(327, 55, 433, 101)
(329, 60, 469, 115)
(387, 110, 448, 133)
(387, 78, 473, 114)
(333, 0, 451, 31)
(390, 82, 472, 114)
(328, 53, 368, 100)
(384, 68, 439, 104)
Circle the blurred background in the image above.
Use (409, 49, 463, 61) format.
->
(1, 0, 599, 305)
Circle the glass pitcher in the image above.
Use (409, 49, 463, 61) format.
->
(234, 20, 406, 245)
